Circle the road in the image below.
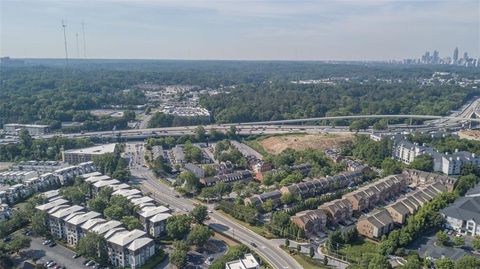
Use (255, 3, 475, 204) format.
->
(31, 110, 480, 141)
(126, 143, 302, 269)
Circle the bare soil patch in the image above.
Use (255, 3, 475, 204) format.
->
(258, 133, 354, 154)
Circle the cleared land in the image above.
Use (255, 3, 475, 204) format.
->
(257, 134, 354, 154)
(458, 130, 480, 141)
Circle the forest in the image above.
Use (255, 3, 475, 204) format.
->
(1, 60, 479, 131)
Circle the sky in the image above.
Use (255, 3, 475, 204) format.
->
(1, 0, 479, 61)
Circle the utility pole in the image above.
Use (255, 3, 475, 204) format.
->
(61, 19, 68, 65)
(81, 20, 87, 58)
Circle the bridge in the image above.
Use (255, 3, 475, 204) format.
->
(31, 113, 478, 140)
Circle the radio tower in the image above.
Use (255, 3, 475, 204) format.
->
(75, 33, 80, 58)
(61, 19, 69, 64)
(81, 20, 87, 58)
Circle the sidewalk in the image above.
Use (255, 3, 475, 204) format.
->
(270, 239, 349, 269)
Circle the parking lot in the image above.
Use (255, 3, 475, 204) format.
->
(408, 230, 480, 261)
(22, 237, 87, 269)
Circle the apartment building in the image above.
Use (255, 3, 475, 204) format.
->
(48, 205, 85, 239)
(65, 211, 102, 245)
(107, 229, 155, 269)
(3, 123, 49, 135)
(290, 209, 327, 235)
(62, 144, 117, 164)
(357, 209, 395, 239)
(442, 184, 480, 236)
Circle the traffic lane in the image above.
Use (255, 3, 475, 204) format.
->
(208, 214, 300, 269)
(28, 237, 86, 269)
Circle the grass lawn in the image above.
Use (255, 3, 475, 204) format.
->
(337, 238, 378, 264)
(244, 139, 270, 157)
(217, 211, 276, 239)
(280, 246, 332, 269)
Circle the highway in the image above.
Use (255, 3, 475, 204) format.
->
(125, 143, 302, 269)
(32, 111, 480, 141)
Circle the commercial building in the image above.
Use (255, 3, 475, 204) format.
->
(62, 144, 117, 164)
(3, 123, 49, 136)
(225, 253, 260, 269)
(290, 209, 327, 235)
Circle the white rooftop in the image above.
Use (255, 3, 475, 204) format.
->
(91, 220, 123, 235)
(35, 198, 69, 212)
(140, 206, 170, 219)
(104, 227, 127, 240)
(66, 211, 101, 226)
(149, 213, 172, 223)
(225, 254, 259, 269)
(108, 229, 146, 247)
(110, 183, 130, 191)
(63, 143, 116, 155)
(130, 196, 155, 206)
(51, 205, 84, 219)
(93, 179, 120, 188)
(81, 172, 102, 179)
(81, 218, 106, 231)
(85, 175, 111, 183)
(112, 188, 142, 198)
(127, 237, 153, 251)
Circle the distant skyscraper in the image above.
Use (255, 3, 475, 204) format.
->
(464, 52, 469, 60)
(453, 47, 459, 63)
(433, 50, 439, 64)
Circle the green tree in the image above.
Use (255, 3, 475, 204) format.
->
(381, 158, 403, 176)
(177, 171, 200, 192)
(296, 244, 301, 252)
(409, 154, 434, 172)
(368, 254, 392, 269)
(323, 255, 328, 266)
(436, 231, 449, 246)
(452, 236, 464, 247)
(77, 233, 109, 265)
(402, 254, 422, 269)
(31, 211, 48, 236)
(472, 236, 480, 250)
(309, 247, 315, 258)
(170, 247, 187, 268)
(455, 256, 480, 269)
(190, 205, 208, 224)
(280, 193, 296, 205)
(8, 236, 31, 253)
(285, 238, 290, 247)
(121, 216, 144, 230)
(195, 126, 206, 142)
(187, 225, 213, 248)
(166, 215, 192, 240)
(436, 257, 455, 269)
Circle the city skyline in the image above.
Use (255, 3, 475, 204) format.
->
(1, 0, 479, 61)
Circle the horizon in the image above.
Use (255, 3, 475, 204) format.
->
(1, 0, 479, 61)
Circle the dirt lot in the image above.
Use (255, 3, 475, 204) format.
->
(257, 133, 354, 154)
(458, 130, 480, 141)
(0, 162, 12, 171)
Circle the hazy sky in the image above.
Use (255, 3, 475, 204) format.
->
(1, 0, 479, 60)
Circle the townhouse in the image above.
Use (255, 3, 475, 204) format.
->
(279, 170, 365, 199)
(356, 209, 395, 239)
(318, 199, 353, 225)
(290, 209, 327, 235)
(402, 169, 457, 191)
(244, 190, 282, 209)
(255, 163, 311, 183)
(357, 182, 447, 239)
(343, 175, 407, 214)
(200, 170, 253, 187)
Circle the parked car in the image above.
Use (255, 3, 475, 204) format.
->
(86, 261, 95, 267)
(46, 262, 57, 268)
(43, 240, 52, 245)
(49, 242, 57, 247)
(45, 261, 55, 267)
(72, 253, 81, 259)
(83, 260, 91, 265)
